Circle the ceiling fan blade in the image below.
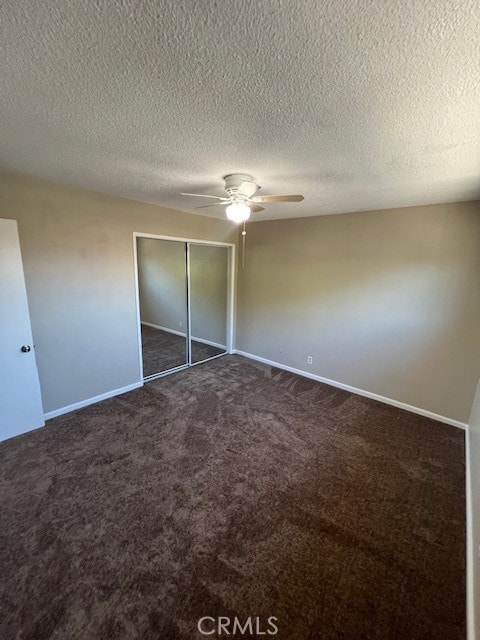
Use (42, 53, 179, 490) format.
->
(251, 194, 304, 203)
(195, 202, 230, 209)
(249, 204, 265, 213)
(181, 192, 228, 200)
(237, 181, 259, 198)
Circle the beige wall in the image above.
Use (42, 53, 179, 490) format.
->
(236, 202, 480, 423)
(3, 168, 479, 424)
(0, 171, 236, 413)
(137, 238, 188, 333)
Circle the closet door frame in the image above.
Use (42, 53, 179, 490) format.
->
(133, 232, 235, 382)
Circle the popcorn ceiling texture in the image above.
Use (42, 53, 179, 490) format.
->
(1, 0, 480, 220)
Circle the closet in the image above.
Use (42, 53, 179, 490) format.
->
(135, 235, 233, 380)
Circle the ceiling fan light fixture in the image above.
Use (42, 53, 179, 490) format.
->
(226, 202, 251, 223)
(180, 174, 304, 221)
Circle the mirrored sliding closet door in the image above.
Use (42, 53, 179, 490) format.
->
(136, 236, 231, 381)
(188, 244, 228, 365)
(137, 238, 188, 378)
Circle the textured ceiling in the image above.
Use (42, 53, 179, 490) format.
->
(1, 1, 480, 221)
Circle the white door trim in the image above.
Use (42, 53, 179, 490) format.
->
(186, 241, 192, 365)
(132, 234, 145, 383)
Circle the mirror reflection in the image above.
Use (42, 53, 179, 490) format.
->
(189, 244, 228, 364)
(137, 238, 188, 377)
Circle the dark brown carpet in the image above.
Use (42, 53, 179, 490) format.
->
(0, 356, 465, 640)
(190, 339, 225, 365)
(141, 325, 224, 376)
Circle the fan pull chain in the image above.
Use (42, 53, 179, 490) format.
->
(241, 222, 247, 268)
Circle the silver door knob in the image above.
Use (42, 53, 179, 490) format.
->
(21, 345, 31, 353)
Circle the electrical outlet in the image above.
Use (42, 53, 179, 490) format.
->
(179, 321, 182, 327)
(307, 355, 313, 365)
(279, 349, 284, 358)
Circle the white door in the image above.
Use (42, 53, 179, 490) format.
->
(0, 218, 44, 441)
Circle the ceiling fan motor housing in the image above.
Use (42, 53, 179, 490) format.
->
(223, 173, 254, 197)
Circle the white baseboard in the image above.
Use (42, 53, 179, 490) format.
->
(141, 321, 185, 338)
(141, 321, 226, 350)
(44, 381, 143, 420)
(234, 350, 467, 430)
(466, 426, 476, 640)
(191, 336, 226, 350)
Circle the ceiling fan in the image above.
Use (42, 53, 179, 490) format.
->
(181, 173, 304, 223)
